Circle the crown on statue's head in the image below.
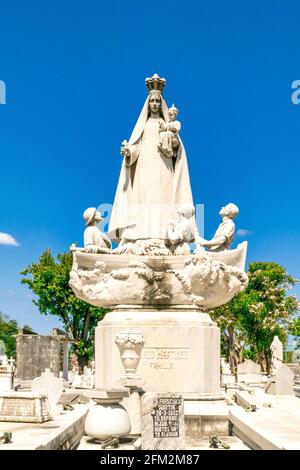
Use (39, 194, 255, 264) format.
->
(145, 73, 166, 94)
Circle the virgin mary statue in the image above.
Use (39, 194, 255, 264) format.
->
(109, 74, 194, 243)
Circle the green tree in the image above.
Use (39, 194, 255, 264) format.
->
(21, 249, 107, 371)
(211, 262, 298, 375)
(289, 316, 300, 336)
(288, 315, 300, 352)
(0, 312, 33, 358)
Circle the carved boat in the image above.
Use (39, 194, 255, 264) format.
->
(205, 241, 248, 271)
(71, 241, 247, 273)
(69, 241, 248, 309)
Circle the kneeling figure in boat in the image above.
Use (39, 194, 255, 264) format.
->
(83, 207, 112, 254)
(196, 203, 239, 252)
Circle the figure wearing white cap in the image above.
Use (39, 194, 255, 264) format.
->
(83, 208, 112, 254)
(158, 104, 181, 158)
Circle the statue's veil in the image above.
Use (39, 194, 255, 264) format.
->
(128, 94, 169, 145)
(109, 93, 194, 241)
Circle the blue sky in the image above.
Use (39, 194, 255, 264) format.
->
(0, 0, 299, 334)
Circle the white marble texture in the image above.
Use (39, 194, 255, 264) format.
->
(70, 250, 248, 310)
(266, 364, 294, 395)
(270, 336, 283, 374)
(95, 309, 221, 395)
(84, 402, 131, 441)
(31, 368, 63, 417)
(109, 74, 193, 243)
(237, 359, 262, 383)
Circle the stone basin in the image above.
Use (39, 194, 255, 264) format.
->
(69, 242, 248, 309)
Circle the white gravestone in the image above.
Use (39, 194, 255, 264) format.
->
(31, 368, 63, 416)
(266, 364, 294, 395)
(0, 358, 14, 392)
(237, 359, 262, 383)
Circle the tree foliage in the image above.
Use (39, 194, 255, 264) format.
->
(211, 261, 298, 374)
(21, 249, 108, 370)
(0, 312, 33, 358)
(289, 316, 300, 336)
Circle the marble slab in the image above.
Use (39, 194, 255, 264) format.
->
(141, 392, 185, 450)
(0, 391, 52, 423)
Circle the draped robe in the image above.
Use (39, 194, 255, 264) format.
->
(109, 95, 194, 242)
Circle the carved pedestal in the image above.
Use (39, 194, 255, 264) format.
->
(95, 308, 221, 396)
(95, 308, 228, 436)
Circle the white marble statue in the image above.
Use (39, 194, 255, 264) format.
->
(69, 73, 250, 400)
(270, 335, 283, 374)
(166, 203, 195, 254)
(83, 207, 112, 254)
(70, 75, 249, 311)
(109, 74, 194, 243)
(196, 203, 239, 252)
(158, 104, 181, 158)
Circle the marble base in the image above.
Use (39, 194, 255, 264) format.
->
(183, 394, 229, 437)
(95, 309, 221, 395)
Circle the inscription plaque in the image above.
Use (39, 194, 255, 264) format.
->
(141, 392, 185, 450)
(152, 397, 181, 438)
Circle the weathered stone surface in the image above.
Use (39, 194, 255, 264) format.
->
(70, 250, 248, 310)
(0, 404, 88, 450)
(16, 333, 61, 380)
(0, 360, 14, 392)
(237, 359, 261, 375)
(270, 336, 283, 374)
(0, 391, 52, 422)
(237, 359, 262, 383)
(95, 310, 221, 395)
(31, 369, 63, 416)
(266, 364, 294, 395)
(141, 393, 185, 450)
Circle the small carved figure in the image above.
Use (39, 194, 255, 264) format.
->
(83, 207, 112, 254)
(166, 203, 195, 254)
(270, 335, 283, 374)
(196, 203, 239, 252)
(158, 104, 181, 158)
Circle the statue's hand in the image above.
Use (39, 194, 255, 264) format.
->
(120, 147, 129, 156)
(194, 235, 207, 246)
(120, 140, 130, 157)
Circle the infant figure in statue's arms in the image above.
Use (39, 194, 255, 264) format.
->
(158, 104, 181, 158)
